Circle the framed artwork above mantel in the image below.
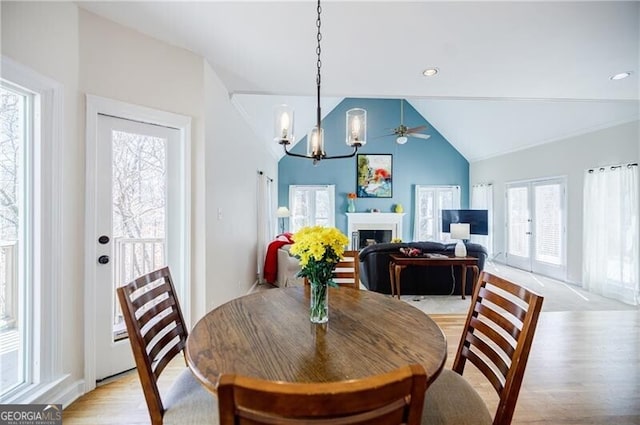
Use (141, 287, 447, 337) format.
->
(357, 154, 392, 198)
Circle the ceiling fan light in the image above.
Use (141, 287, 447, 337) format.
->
(396, 136, 408, 145)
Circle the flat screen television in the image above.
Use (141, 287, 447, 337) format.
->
(442, 209, 489, 235)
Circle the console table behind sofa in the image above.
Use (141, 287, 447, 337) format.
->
(359, 241, 488, 296)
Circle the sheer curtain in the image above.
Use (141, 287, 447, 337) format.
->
(256, 171, 275, 283)
(471, 184, 493, 257)
(583, 164, 639, 305)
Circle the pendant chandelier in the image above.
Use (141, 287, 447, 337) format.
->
(273, 0, 366, 165)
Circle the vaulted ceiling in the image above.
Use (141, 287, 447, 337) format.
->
(78, 1, 639, 162)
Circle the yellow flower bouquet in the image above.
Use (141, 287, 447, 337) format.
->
(290, 226, 349, 323)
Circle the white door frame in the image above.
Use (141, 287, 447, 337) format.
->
(84, 94, 191, 392)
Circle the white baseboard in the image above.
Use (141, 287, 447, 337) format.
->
(50, 379, 85, 408)
(247, 279, 261, 294)
(15, 375, 84, 408)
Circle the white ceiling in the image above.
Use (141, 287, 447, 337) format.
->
(77, 1, 639, 161)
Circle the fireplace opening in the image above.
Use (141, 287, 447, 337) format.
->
(358, 230, 392, 249)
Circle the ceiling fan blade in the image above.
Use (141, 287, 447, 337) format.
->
(406, 125, 427, 133)
(409, 133, 431, 140)
(372, 133, 395, 139)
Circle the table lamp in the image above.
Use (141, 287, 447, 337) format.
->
(276, 206, 290, 234)
(450, 223, 470, 257)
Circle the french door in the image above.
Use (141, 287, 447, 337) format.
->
(506, 178, 566, 280)
(92, 114, 182, 380)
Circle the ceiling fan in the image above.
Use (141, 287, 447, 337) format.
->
(384, 99, 431, 144)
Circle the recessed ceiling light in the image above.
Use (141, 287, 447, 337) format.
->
(610, 71, 632, 80)
(422, 68, 439, 77)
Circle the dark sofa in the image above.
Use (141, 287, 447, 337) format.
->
(358, 241, 488, 296)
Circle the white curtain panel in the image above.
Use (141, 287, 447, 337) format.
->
(583, 164, 639, 305)
(256, 172, 275, 283)
(471, 184, 493, 257)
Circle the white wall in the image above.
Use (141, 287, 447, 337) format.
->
(470, 120, 639, 284)
(204, 63, 278, 311)
(77, 9, 207, 320)
(1, 1, 278, 404)
(80, 9, 278, 316)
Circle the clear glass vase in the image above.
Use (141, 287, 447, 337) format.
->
(309, 282, 329, 324)
(347, 199, 356, 213)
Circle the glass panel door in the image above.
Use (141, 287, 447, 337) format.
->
(506, 178, 566, 280)
(506, 184, 531, 270)
(532, 179, 566, 279)
(94, 114, 179, 380)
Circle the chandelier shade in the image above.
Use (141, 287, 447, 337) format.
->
(346, 108, 367, 147)
(273, 104, 294, 144)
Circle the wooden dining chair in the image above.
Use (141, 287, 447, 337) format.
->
(332, 250, 361, 289)
(117, 267, 219, 425)
(422, 271, 544, 425)
(217, 364, 427, 425)
(304, 250, 361, 289)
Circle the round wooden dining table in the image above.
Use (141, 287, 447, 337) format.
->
(186, 285, 447, 392)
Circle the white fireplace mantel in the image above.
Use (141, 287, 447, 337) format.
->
(346, 213, 405, 249)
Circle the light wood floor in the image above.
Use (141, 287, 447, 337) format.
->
(63, 310, 640, 425)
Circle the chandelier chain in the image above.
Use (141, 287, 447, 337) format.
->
(316, 1, 322, 87)
(315, 0, 322, 136)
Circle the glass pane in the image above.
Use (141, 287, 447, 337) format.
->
(291, 189, 310, 232)
(417, 189, 434, 240)
(0, 85, 26, 394)
(315, 190, 329, 222)
(535, 183, 562, 265)
(111, 130, 167, 337)
(438, 189, 454, 241)
(508, 186, 529, 257)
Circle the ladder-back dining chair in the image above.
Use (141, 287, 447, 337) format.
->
(117, 266, 219, 425)
(332, 250, 361, 289)
(422, 271, 544, 425)
(304, 250, 361, 289)
(218, 364, 428, 425)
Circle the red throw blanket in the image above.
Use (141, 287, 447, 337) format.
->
(263, 233, 294, 284)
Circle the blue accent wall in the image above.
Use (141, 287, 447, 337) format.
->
(278, 98, 469, 241)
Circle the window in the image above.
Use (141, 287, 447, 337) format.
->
(0, 80, 30, 397)
(413, 185, 460, 241)
(471, 184, 493, 256)
(288, 185, 335, 232)
(0, 56, 63, 403)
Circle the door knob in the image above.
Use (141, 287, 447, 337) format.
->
(98, 255, 110, 264)
(525, 232, 532, 235)
(98, 235, 110, 244)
